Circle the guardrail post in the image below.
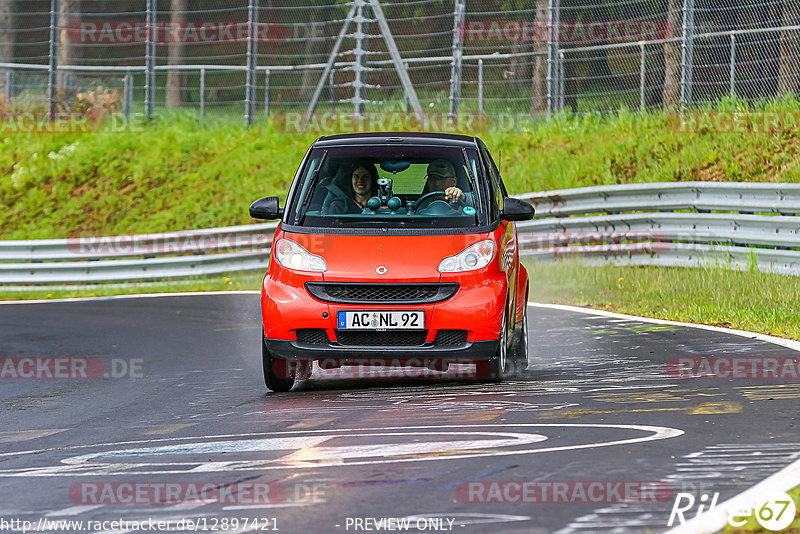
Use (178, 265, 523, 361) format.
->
(123, 72, 133, 119)
(478, 58, 484, 115)
(145, 0, 155, 120)
(199, 67, 206, 119)
(680, 0, 694, 111)
(640, 42, 646, 112)
(245, 0, 258, 127)
(729, 33, 736, 99)
(264, 69, 271, 117)
(5, 70, 14, 102)
(47, 0, 59, 122)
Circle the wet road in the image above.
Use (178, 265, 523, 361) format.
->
(0, 294, 798, 533)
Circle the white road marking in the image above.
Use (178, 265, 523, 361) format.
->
(663, 453, 800, 534)
(530, 302, 800, 353)
(0, 424, 682, 477)
(46, 504, 103, 516)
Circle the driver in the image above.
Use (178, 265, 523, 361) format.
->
(424, 159, 474, 206)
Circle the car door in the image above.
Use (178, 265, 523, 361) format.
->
(479, 142, 518, 332)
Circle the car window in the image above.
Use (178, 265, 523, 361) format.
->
(286, 145, 486, 230)
(479, 145, 503, 218)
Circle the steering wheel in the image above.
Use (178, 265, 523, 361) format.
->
(412, 191, 458, 214)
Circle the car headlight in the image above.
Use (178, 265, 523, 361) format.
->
(438, 240, 495, 272)
(274, 238, 327, 272)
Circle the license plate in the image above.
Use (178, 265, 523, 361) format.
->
(337, 310, 425, 330)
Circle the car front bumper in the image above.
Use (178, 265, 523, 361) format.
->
(264, 338, 498, 363)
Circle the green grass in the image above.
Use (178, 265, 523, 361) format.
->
(2, 97, 800, 239)
(526, 260, 800, 340)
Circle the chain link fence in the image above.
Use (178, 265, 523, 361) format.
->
(0, 0, 798, 127)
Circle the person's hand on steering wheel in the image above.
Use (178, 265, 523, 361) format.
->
(444, 186, 465, 204)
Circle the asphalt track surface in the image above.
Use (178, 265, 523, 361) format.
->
(1, 293, 799, 534)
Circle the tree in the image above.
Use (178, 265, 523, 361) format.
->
(0, 0, 13, 93)
(530, 0, 548, 114)
(166, 0, 187, 108)
(778, 0, 800, 96)
(58, 0, 80, 98)
(663, 0, 681, 108)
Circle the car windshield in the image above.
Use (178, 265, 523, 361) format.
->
(286, 145, 486, 229)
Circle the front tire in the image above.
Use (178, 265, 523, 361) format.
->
(262, 339, 295, 392)
(476, 310, 508, 382)
(509, 296, 529, 375)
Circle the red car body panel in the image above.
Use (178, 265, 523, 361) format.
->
(261, 224, 519, 343)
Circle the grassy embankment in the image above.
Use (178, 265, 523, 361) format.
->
(1, 99, 799, 340)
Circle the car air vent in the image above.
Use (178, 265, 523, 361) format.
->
(296, 329, 329, 345)
(306, 283, 458, 304)
(335, 330, 428, 347)
(433, 330, 468, 346)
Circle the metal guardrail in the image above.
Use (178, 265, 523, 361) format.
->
(0, 223, 277, 285)
(0, 182, 798, 286)
(517, 182, 800, 276)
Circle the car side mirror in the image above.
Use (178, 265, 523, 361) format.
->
(500, 197, 535, 221)
(249, 196, 283, 220)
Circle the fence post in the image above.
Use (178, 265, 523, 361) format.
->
(123, 72, 133, 120)
(448, 0, 465, 121)
(559, 50, 565, 112)
(145, 0, 155, 120)
(729, 33, 736, 99)
(64, 72, 73, 97)
(680, 0, 694, 111)
(546, 0, 560, 115)
(329, 69, 335, 114)
(47, 0, 59, 122)
(478, 58, 484, 115)
(640, 42, 646, 112)
(264, 69, 270, 117)
(5, 70, 14, 102)
(199, 68, 206, 119)
(245, 0, 258, 127)
(404, 61, 409, 114)
(353, 0, 367, 116)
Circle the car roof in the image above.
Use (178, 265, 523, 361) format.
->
(313, 132, 480, 148)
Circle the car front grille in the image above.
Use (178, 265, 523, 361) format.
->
(306, 283, 458, 304)
(433, 330, 468, 346)
(335, 330, 428, 347)
(296, 329, 329, 345)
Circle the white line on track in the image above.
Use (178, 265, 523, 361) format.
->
(529, 301, 800, 534)
(528, 301, 800, 354)
(663, 456, 800, 534)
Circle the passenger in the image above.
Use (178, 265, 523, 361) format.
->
(322, 161, 379, 214)
(423, 159, 474, 206)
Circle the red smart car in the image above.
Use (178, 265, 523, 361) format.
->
(249, 132, 534, 391)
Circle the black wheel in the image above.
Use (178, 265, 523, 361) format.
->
(509, 295, 529, 375)
(476, 310, 508, 382)
(262, 338, 295, 392)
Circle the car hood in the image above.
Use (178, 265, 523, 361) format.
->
(282, 231, 489, 283)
